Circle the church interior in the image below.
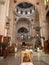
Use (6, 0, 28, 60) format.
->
(0, 0, 49, 65)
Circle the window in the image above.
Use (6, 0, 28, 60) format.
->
(44, 0, 49, 5)
(18, 27, 28, 33)
(17, 2, 33, 8)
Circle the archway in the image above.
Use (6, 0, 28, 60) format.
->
(18, 27, 28, 33)
(16, 18, 30, 33)
(14, 2, 40, 50)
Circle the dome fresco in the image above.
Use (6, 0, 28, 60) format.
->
(14, 2, 35, 16)
(17, 2, 33, 8)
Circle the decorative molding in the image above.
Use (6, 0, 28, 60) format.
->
(14, 7, 35, 16)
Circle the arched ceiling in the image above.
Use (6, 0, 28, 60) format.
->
(17, 27, 28, 33)
(14, 2, 37, 16)
(16, 18, 30, 32)
(16, 18, 30, 24)
(17, 2, 33, 8)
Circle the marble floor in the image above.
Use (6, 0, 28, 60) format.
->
(0, 51, 49, 65)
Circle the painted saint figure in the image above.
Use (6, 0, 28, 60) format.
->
(23, 53, 30, 62)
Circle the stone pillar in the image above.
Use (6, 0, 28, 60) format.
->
(0, 3, 5, 35)
(13, 23, 16, 43)
(39, 9, 48, 47)
(41, 38, 44, 47)
(6, 0, 10, 16)
(0, 0, 10, 36)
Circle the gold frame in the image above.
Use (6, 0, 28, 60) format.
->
(20, 51, 32, 63)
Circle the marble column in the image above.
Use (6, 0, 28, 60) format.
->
(0, 0, 10, 36)
(39, 9, 48, 47)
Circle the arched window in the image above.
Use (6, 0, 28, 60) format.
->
(18, 27, 28, 33)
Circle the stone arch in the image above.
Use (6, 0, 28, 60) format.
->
(16, 18, 31, 24)
(17, 27, 29, 33)
(14, 1, 39, 15)
(12, 1, 40, 47)
(16, 18, 31, 33)
(14, 1, 39, 25)
(14, 2, 39, 39)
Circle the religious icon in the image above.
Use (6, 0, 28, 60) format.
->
(23, 53, 30, 62)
